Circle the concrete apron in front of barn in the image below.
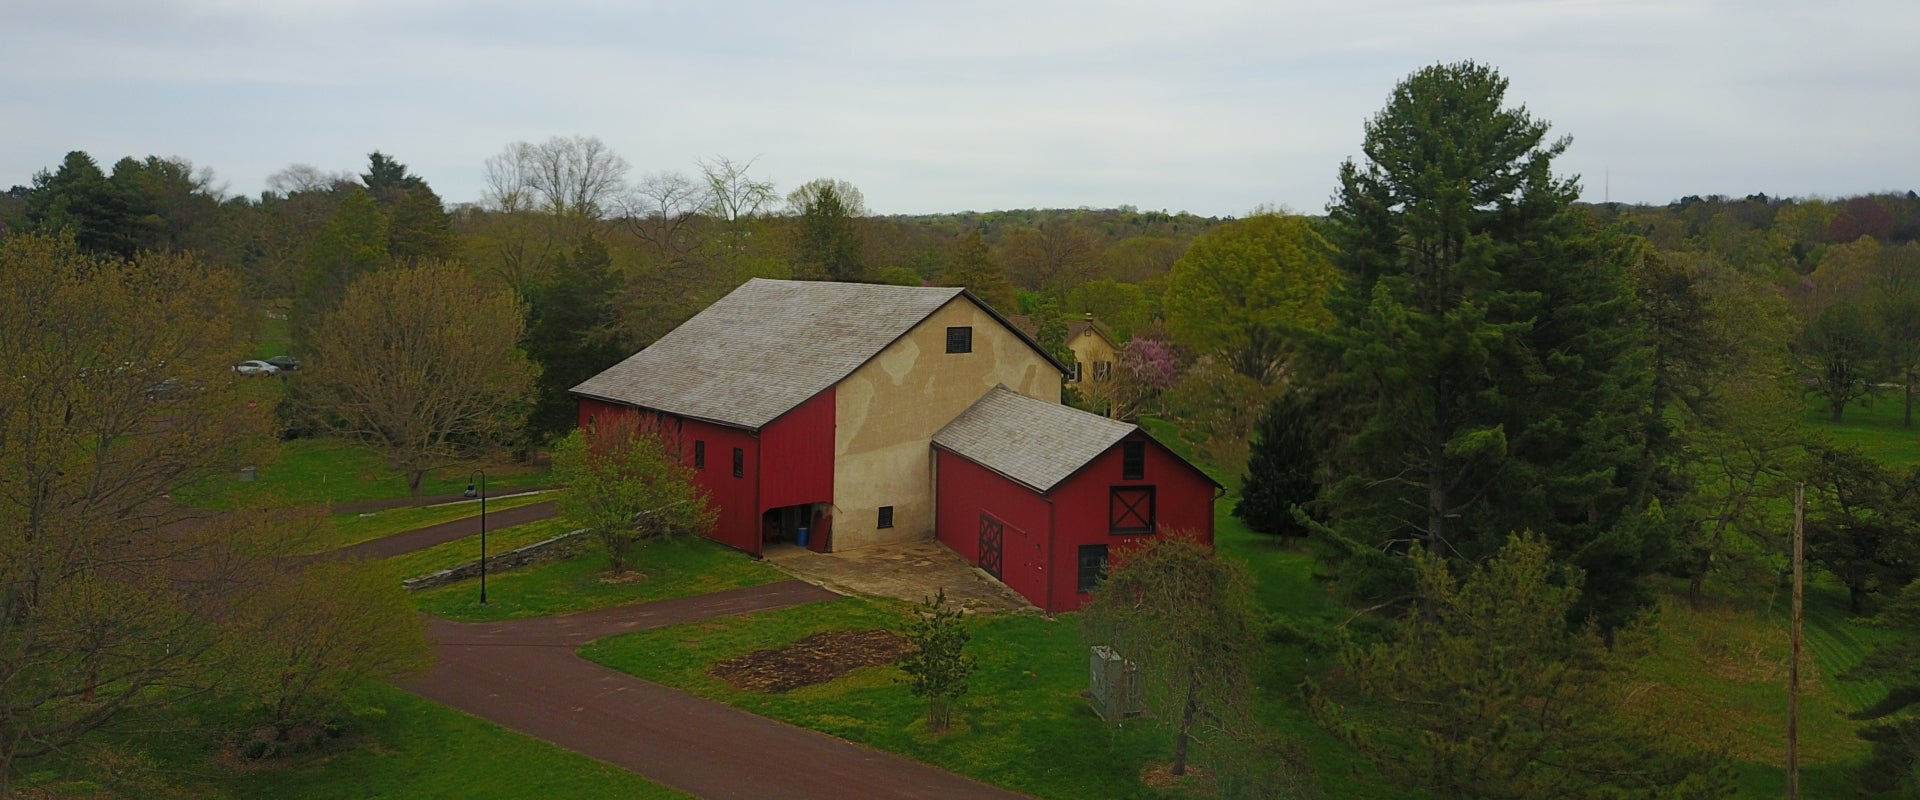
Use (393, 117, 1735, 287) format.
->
(761, 538, 1037, 614)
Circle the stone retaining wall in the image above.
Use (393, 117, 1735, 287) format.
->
(402, 529, 587, 591)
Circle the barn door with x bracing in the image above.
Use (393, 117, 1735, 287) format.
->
(977, 513, 1004, 579)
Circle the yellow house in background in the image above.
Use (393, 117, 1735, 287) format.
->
(1008, 312, 1121, 386)
(1063, 315, 1120, 386)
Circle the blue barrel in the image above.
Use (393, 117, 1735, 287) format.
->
(795, 527, 810, 547)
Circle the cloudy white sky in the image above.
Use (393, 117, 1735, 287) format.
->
(6, 0, 1916, 216)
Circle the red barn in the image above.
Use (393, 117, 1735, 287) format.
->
(572, 279, 1217, 612)
(932, 387, 1220, 612)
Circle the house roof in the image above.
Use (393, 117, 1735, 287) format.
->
(932, 386, 1138, 493)
(571, 279, 1064, 430)
(1066, 318, 1118, 346)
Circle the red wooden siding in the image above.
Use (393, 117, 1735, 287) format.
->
(758, 388, 835, 552)
(576, 397, 764, 556)
(934, 449, 1054, 609)
(1043, 431, 1215, 612)
(935, 430, 1216, 613)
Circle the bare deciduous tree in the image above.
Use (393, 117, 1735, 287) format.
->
(302, 260, 537, 495)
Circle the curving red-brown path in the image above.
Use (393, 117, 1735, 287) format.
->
(404, 581, 1029, 800)
(326, 501, 559, 561)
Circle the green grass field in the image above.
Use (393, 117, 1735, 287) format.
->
(382, 516, 579, 582)
(176, 437, 550, 510)
(28, 683, 689, 799)
(1806, 392, 1920, 465)
(411, 534, 786, 622)
(583, 597, 1188, 799)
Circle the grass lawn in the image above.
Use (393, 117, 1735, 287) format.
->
(383, 516, 579, 582)
(582, 597, 1190, 799)
(1633, 576, 1887, 798)
(412, 535, 786, 622)
(217, 684, 690, 800)
(26, 682, 688, 799)
(176, 437, 549, 510)
(1805, 393, 1920, 466)
(328, 490, 555, 551)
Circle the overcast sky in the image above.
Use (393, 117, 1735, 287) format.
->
(6, 0, 1916, 216)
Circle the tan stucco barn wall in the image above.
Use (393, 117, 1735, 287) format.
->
(831, 299, 1062, 550)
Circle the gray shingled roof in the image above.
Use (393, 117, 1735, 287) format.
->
(933, 386, 1137, 493)
(571, 279, 966, 429)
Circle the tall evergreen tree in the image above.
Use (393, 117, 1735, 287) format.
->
(526, 236, 632, 440)
(794, 183, 865, 281)
(1235, 392, 1317, 540)
(1309, 61, 1660, 627)
(22, 151, 142, 257)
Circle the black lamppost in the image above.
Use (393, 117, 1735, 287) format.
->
(466, 471, 488, 605)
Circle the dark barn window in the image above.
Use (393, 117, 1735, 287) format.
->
(694, 440, 706, 469)
(1078, 544, 1109, 593)
(1109, 486, 1156, 534)
(732, 447, 744, 478)
(945, 326, 973, 353)
(878, 506, 895, 529)
(1121, 441, 1145, 480)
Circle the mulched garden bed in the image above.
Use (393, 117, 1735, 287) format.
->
(709, 629, 915, 693)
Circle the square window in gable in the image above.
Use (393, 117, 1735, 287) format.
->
(946, 326, 973, 354)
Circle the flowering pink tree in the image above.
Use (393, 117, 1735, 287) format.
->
(1105, 337, 1181, 419)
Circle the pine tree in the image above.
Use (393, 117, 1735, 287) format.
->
(1309, 61, 1660, 627)
(794, 183, 865, 282)
(527, 236, 632, 440)
(1235, 392, 1316, 540)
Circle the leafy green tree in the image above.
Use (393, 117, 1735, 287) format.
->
(225, 556, 430, 738)
(1066, 279, 1151, 340)
(939, 228, 1017, 312)
(1164, 214, 1336, 382)
(1844, 578, 1920, 795)
(386, 181, 455, 263)
(897, 589, 974, 732)
(1310, 61, 1659, 628)
(1798, 302, 1882, 423)
(1081, 536, 1264, 778)
(793, 181, 865, 281)
(527, 236, 632, 440)
(1312, 534, 1735, 800)
(0, 234, 275, 783)
(1804, 445, 1920, 613)
(302, 260, 536, 495)
(293, 187, 390, 347)
(1235, 392, 1317, 541)
(552, 420, 716, 574)
(1877, 289, 1920, 428)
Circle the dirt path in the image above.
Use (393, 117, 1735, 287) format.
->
(325, 501, 558, 560)
(405, 581, 1028, 800)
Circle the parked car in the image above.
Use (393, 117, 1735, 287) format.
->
(233, 360, 279, 376)
(264, 355, 302, 371)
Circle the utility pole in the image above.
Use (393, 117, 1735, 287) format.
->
(1788, 482, 1804, 800)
